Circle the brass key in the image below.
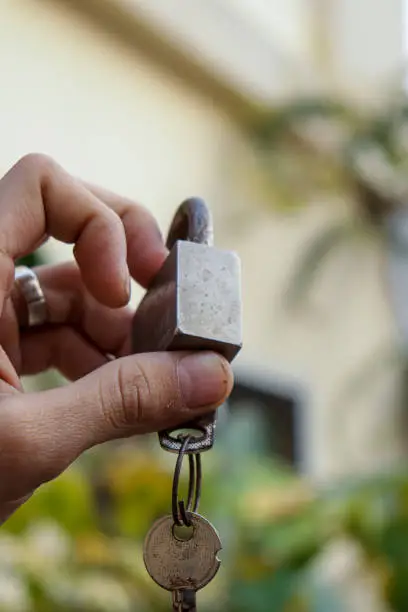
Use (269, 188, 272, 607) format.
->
(143, 513, 222, 611)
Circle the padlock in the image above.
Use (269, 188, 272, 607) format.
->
(131, 197, 242, 453)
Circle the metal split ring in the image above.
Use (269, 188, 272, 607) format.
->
(172, 436, 202, 527)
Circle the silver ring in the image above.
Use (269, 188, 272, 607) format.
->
(14, 266, 48, 327)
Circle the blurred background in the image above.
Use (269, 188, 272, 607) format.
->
(3, 0, 408, 610)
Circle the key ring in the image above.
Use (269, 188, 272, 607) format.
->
(172, 435, 202, 527)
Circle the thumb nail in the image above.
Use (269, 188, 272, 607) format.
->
(178, 352, 232, 409)
(122, 264, 131, 300)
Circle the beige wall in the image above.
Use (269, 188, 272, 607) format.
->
(222, 0, 312, 60)
(1, 0, 405, 485)
(326, 0, 404, 96)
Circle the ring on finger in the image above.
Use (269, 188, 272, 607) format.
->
(14, 266, 48, 327)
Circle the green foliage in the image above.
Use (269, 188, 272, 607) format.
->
(283, 219, 365, 308)
(1, 383, 406, 611)
(253, 94, 408, 305)
(2, 432, 408, 611)
(16, 249, 46, 269)
(5, 467, 97, 536)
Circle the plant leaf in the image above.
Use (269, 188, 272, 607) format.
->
(283, 220, 363, 309)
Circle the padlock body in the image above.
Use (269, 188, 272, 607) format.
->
(132, 241, 242, 362)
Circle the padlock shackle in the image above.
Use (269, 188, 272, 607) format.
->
(166, 198, 214, 250)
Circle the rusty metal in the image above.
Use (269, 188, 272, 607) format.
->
(132, 197, 242, 454)
(172, 589, 197, 611)
(143, 512, 222, 593)
(172, 435, 202, 527)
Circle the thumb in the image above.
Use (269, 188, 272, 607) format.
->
(0, 351, 232, 500)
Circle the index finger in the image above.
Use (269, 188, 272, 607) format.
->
(82, 181, 169, 288)
(0, 154, 167, 311)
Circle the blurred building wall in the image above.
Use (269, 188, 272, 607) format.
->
(0, 0, 405, 486)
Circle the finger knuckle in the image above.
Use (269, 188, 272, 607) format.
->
(83, 205, 122, 238)
(16, 153, 56, 177)
(101, 361, 153, 432)
(102, 205, 124, 231)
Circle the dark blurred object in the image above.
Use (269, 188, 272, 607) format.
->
(16, 249, 45, 269)
(228, 375, 298, 466)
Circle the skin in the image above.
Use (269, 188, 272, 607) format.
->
(0, 153, 233, 524)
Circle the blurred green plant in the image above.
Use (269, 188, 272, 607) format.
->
(16, 251, 46, 270)
(251, 91, 408, 418)
(1, 408, 408, 612)
(251, 94, 408, 306)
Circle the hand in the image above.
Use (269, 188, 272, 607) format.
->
(0, 154, 233, 523)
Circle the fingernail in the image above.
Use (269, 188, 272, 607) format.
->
(179, 352, 231, 409)
(122, 265, 131, 299)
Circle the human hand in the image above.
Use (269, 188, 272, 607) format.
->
(0, 154, 233, 523)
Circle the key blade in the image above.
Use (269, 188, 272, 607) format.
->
(173, 589, 197, 612)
